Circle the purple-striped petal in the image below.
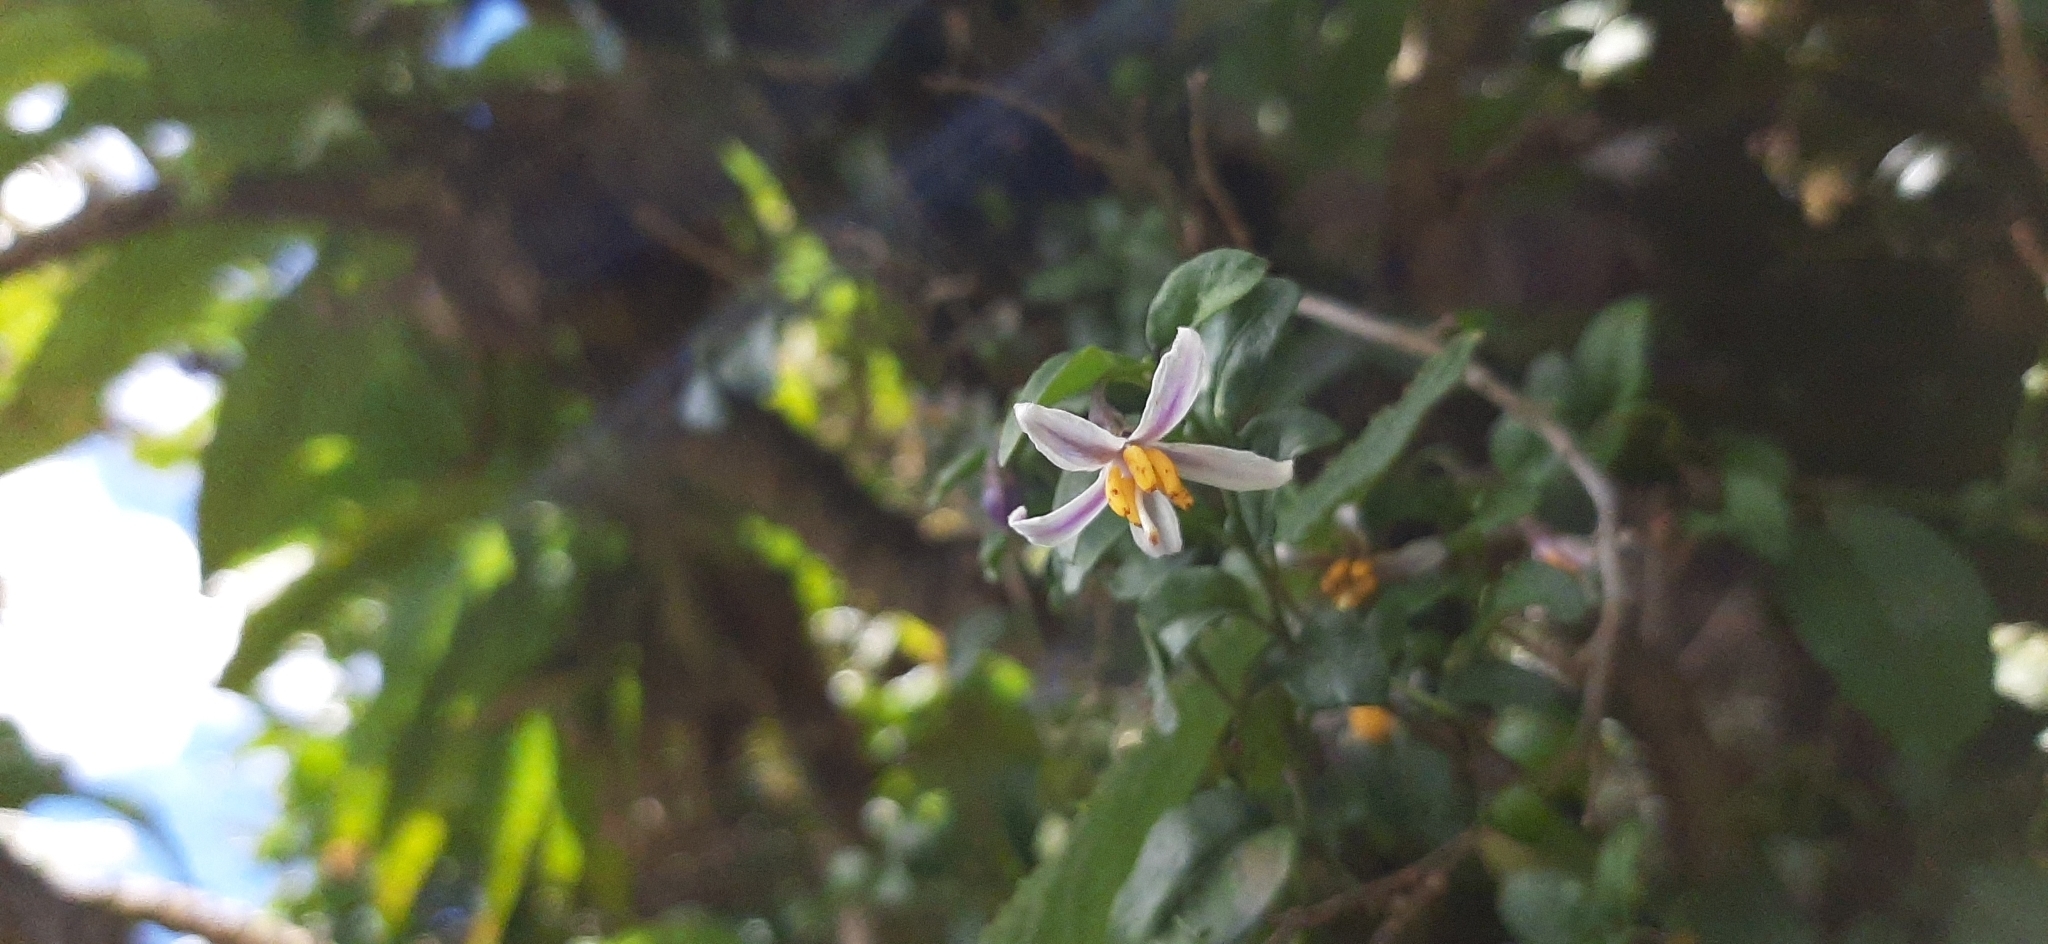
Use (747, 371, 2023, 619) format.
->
(1129, 327, 1208, 444)
(1154, 443, 1293, 491)
(1014, 403, 1123, 471)
(1129, 489, 1184, 558)
(1008, 469, 1111, 547)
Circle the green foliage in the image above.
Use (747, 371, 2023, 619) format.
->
(0, 4, 2034, 943)
(472, 713, 560, 944)
(1108, 787, 1256, 944)
(0, 719, 63, 807)
(1282, 609, 1390, 709)
(0, 225, 281, 472)
(997, 347, 1150, 464)
(199, 296, 479, 568)
(1280, 333, 1479, 541)
(1778, 503, 1998, 763)
(980, 622, 1267, 944)
(1144, 249, 1269, 349)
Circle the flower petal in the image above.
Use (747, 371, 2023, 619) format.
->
(1155, 443, 1293, 491)
(1129, 489, 1184, 558)
(1014, 403, 1122, 471)
(1129, 326, 1208, 443)
(1008, 469, 1110, 547)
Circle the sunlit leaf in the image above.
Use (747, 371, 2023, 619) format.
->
(374, 809, 449, 930)
(468, 713, 560, 944)
(0, 224, 281, 473)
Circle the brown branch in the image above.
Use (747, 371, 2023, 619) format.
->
(1186, 70, 1251, 250)
(631, 203, 753, 284)
(1608, 509, 1744, 878)
(0, 188, 176, 277)
(1259, 830, 1475, 944)
(84, 877, 322, 944)
(1383, 0, 1489, 312)
(1, 822, 322, 944)
(1293, 294, 1629, 743)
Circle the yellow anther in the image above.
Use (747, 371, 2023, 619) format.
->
(1105, 463, 1139, 524)
(1145, 446, 1193, 510)
(1122, 444, 1160, 492)
(1346, 705, 1400, 745)
(1319, 557, 1379, 611)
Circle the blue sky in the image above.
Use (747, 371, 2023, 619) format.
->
(0, 394, 309, 908)
(0, 0, 549, 911)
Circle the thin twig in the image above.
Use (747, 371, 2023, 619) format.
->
(1259, 830, 1475, 944)
(1186, 70, 1252, 250)
(89, 875, 324, 944)
(631, 203, 752, 284)
(1293, 294, 1629, 743)
(922, 75, 1125, 170)
(1367, 865, 1453, 944)
(0, 818, 325, 944)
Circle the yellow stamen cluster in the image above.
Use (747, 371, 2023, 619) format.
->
(1106, 445, 1194, 527)
(1346, 705, 1400, 745)
(1319, 557, 1379, 610)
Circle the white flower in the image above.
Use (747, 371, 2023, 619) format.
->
(1008, 327, 1294, 557)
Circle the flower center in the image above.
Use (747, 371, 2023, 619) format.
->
(1319, 557, 1379, 610)
(1107, 445, 1193, 526)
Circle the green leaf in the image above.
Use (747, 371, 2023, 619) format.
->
(1489, 705, 1574, 772)
(200, 297, 478, 568)
(1110, 788, 1256, 944)
(1778, 503, 1997, 762)
(1061, 506, 1133, 596)
(998, 347, 1147, 464)
(1564, 296, 1651, 424)
(1138, 567, 1260, 659)
(1439, 657, 1570, 712)
(0, 7, 142, 99)
(1152, 827, 1296, 944)
(1145, 250, 1269, 349)
(1280, 334, 1479, 541)
(1210, 277, 1303, 424)
(0, 224, 281, 473)
(472, 713, 560, 944)
(374, 810, 449, 930)
(1282, 609, 1389, 709)
(1590, 821, 1648, 920)
(980, 623, 1269, 944)
(1497, 869, 1593, 944)
(927, 442, 989, 505)
(1697, 438, 1794, 562)
(1238, 407, 1341, 461)
(1488, 352, 1571, 479)
(1483, 561, 1591, 627)
(473, 25, 599, 83)
(1948, 862, 2048, 944)
(1486, 786, 1592, 865)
